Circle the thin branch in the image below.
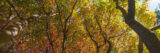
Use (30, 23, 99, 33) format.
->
(6, 0, 23, 20)
(0, 0, 24, 30)
(94, 15, 107, 43)
(94, 15, 112, 53)
(55, 0, 63, 29)
(39, 1, 56, 52)
(0, 8, 12, 30)
(151, 25, 160, 31)
(65, 0, 78, 21)
(60, 0, 78, 53)
(64, 0, 78, 33)
(85, 26, 98, 46)
(82, 16, 99, 53)
(108, 28, 128, 40)
(84, 25, 99, 53)
(115, 0, 127, 19)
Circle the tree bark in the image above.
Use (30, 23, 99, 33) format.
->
(138, 38, 143, 53)
(62, 33, 66, 53)
(115, 0, 160, 53)
(42, 2, 55, 52)
(46, 16, 55, 53)
(125, 19, 160, 53)
(94, 15, 112, 53)
(85, 25, 99, 53)
(106, 40, 112, 53)
(138, 26, 159, 53)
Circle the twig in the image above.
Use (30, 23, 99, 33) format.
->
(151, 25, 160, 31)
(6, 0, 23, 20)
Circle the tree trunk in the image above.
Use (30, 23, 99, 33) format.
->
(125, 19, 160, 53)
(116, 0, 160, 52)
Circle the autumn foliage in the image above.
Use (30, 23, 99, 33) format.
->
(0, 0, 160, 53)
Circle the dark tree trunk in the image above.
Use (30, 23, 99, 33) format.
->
(125, 19, 160, 53)
(116, 0, 160, 53)
(138, 38, 143, 53)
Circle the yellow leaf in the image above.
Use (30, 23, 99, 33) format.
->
(153, 13, 157, 17)
(153, 17, 157, 22)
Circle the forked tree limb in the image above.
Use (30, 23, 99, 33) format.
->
(94, 15, 112, 53)
(115, 0, 160, 53)
(57, 0, 78, 53)
(83, 19, 99, 53)
(64, 0, 78, 33)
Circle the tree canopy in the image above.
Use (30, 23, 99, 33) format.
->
(0, 0, 160, 53)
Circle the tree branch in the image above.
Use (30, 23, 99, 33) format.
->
(0, 0, 24, 30)
(82, 15, 99, 53)
(115, 0, 127, 19)
(6, 0, 23, 20)
(41, 2, 55, 53)
(151, 25, 160, 31)
(94, 15, 107, 43)
(64, 0, 78, 33)
(60, 0, 77, 53)
(55, 0, 63, 30)
(84, 25, 99, 53)
(128, 0, 135, 19)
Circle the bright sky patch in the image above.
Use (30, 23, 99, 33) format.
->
(149, 0, 160, 11)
